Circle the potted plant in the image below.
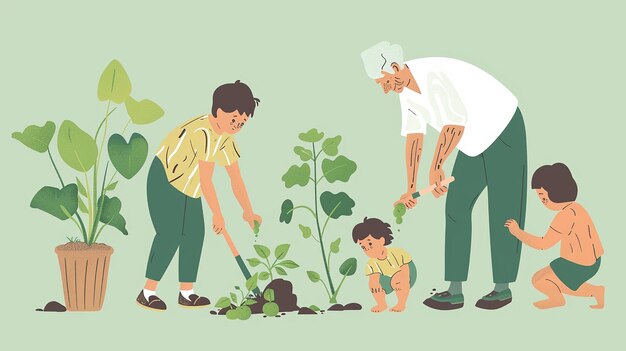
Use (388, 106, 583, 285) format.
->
(12, 60, 164, 311)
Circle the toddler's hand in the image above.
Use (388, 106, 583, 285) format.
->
(504, 219, 521, 236)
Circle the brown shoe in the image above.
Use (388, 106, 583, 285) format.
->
(136, 290, 167, 311)
(178, 293, 211, 308)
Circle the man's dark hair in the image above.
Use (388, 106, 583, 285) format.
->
(211, 80, 260, 117)
(352, 217, 394, 245)
(531, 163, 578, 203)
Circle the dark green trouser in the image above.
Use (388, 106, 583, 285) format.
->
(445, 108, 527, 283)
(145, 157, 205, 282)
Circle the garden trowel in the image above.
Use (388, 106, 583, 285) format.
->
(221, 229, 262, 296)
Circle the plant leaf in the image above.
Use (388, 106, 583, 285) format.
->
(12, 121, 56, 153)
(253, 220, 260, 235)
(125, 96, 164, 125)
(321, 155, 357, 183)
(330, 238, 341, 254)
(108, 133, 149, 179)
(230, 292, 238, 304)
(281, 163, 310, 188)
(274, 267, 287, 276)
(320, 191, 355, 219)
(293, 146, 313, 161)
(274, 243, 290, 260)
(253, 244, 271, 259)
(258, 271, 270, 281)
(78, 196, 88, 213)
(245, 273, 259, 292)
(393, 203, 407, 224)
(243, 299, 257, 306)
(309, 305, 321, 312)
(279, 199, 294, 224)
(321, 135, 341, 156)
(57, 120, 98, 172)
(215, 297, 232, 309)
(76, 177, 88, 197)
(247, 258, 262, 267)
(97, 59, 131, 103)
(277, 260, 299, 269)
(339, 257, 358, 276)
(299, 224, 312, 239)
(298, 128, 324, 143)
(97, 195, 128, 235)
(30, 184, 78, 220)
(263, 288, 275, 303)
(105, 181, 119, 192)
(307, 271, 321, 283)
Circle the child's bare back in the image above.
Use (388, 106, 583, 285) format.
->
(550, 202, 604, 265)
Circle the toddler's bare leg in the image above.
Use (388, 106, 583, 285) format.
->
(562, 283, 605, 309)
(389, 268, 410, 312)
(532, 266, 566, 309)
(371, 289, 387, 313)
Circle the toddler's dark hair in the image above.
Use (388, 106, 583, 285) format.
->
(352, 217, 394, 245)
(532, 163, 578, 203)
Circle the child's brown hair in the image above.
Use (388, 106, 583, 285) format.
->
(532, 163, 578, 203)
(352, 217, 394, 245)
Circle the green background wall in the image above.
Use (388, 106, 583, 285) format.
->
(2, 1, 623, 349)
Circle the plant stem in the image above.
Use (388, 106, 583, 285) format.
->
(75, 213, 88, 243)
(94, 106, 117, 140)
(83, 172, 93, 235)
(288, 205, 316, 218)
(265, 257, 274, 281)
(329, 274, 348, 303)
(47, 149, 65, 187)
(91, 163, 109, 244)
(92, 100, 112, 243)
(121, 118, 131, 135)
(319, 279, 331, 301)
(312, 142, 335, 295)
(321, 203, 340, 237)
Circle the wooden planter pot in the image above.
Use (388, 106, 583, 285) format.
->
(55, 243, 114, 311)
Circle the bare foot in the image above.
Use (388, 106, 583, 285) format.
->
(590, 285, 605, 309)
(533, 298, 565, 309)
(389, 304, 406, 312)
(371, 304, 387, 313)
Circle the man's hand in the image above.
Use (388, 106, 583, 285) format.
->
(394, 191, 417, 209)
(213, 214, 226, 235)
(504, 219, 522, 237)
(243, 212, 262, 230)
(429, 168, 448, 198)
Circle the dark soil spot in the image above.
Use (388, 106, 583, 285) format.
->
(281, 312, 286, 315)
(343, 303, 362, 310)
(275, 315, 281, 318)
(298, 307, 317, 314)
(209, 310, 217, 315)
(37, 301, 66, 312)
(328, 303, 344, 311)
(432, 288, 437, 291)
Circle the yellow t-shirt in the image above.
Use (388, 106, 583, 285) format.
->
(155, 114, 240, 198)
(365, 247, 412, 277)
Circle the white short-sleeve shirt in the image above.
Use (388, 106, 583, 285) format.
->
(399, 57, 518, 156)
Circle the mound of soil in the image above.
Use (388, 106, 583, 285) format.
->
(36, 301, 66, 312)
(327, 302, 362, 311)
(55, 242, 113, 252)
(298, 307, 317, 315)
(217, 279, 300, 315)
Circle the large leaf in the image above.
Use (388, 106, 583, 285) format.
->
(247, 258, 262, 267)
(57, 120, 98, 172)
(274, 244, 290, 260)
(30, 184, 78, 220)
(299, 224, 312, 239)
(125, 96, 164, 125)
(339, 257, 358, 276)
(254, 244, 271, 259)
(98, 195, 128, 235)
(321, 136, 341, 156)
(97, 59, 131, 103)
(298, 128, 324, 143)
(245, 273, 259, 292)
(279, 199, 294, 224)
(281, 163, 310, 188)
(321, 155, 357, 183)
(12, 121, 56, 153)
(320, 191, 355, 219)
(277, 260, 299, 269)
(108, 133, 149, 179)
(215, 297, 232, 309)
(293, 146, 313, 161)
(307, 271, 321, 283)
(330, 238, 341, 254)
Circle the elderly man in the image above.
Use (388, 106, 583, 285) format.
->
(361, 42, 528, 310)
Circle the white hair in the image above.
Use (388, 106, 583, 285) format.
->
(360, 41, 404, 79)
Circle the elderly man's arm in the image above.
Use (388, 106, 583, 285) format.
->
(395, 133, 424, 208)
(429, 125, 464, 198)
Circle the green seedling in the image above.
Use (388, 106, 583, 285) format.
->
(215, 274, 260, 321)
(262, 289, 280, 317)
(247, 243, 300, 281)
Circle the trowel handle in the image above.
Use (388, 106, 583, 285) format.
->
(412, 176, 455, 198)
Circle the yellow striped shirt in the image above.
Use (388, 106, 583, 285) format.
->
(155, 114, 240, 198)
(365, 247, 412, 277)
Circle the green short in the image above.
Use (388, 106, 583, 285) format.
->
(379, 261, 417, 295)
(550, 257, 601, 291)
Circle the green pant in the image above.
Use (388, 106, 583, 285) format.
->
(145, 157, 205, 282)
(445, 108, 527, 283)
(380, 261, 418, 295)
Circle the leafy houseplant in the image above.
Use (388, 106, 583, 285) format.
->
(12, 60, 164, 311)
(279, 128, 358, 303)
(247, 243, 300, 281)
